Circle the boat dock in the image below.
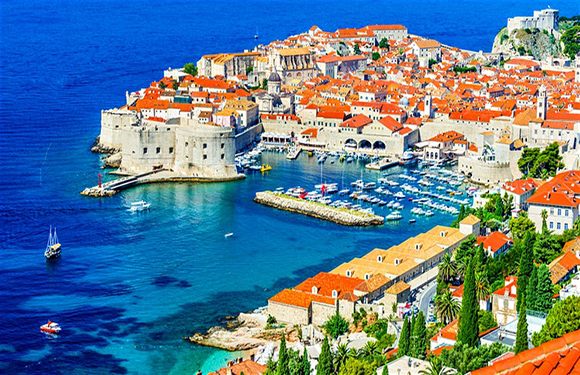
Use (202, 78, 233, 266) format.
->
(365, 159, 398, 171)
(286, 147, 302, 160)
(81, 169, 244, 197)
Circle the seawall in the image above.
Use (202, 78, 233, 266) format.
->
(254, 191, 384, 226)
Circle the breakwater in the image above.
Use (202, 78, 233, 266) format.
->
(254, 191, 384, 226)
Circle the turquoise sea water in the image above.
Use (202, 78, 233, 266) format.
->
(1, 0, 579, 374)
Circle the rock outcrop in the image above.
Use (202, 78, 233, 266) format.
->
(492, 27, 562, 60)
(254, 191, 384, 226)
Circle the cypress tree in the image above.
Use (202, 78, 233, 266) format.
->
(535, 265, 554, 313)
(525, 265, 538, 311)
(411, 311, 428, 359)
(517, 232, 534, 312)
(476, 242, 486, 272)
(457, 257, 479, 348)
(382, 364, 389, 375)
(277, 335, 289, 375)
(316, 337, 333, 375)
(515, 295, 529, 354)
(495, 195, 505, 218)
(398, 316, 411, 357)
(300, 347, 311, 375)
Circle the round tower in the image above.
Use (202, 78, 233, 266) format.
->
(268, 71, 282, 95)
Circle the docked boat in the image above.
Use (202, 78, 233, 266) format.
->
(40, 320, 61, 334)
(44, 226, 61, 259)
(394, 191, 405, 199)
(260, 164, 272, 172)
(399, 151, 418, 165)
(409, 219, 416, 224)
(130, 201, 151, 212)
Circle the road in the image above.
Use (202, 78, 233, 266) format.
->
(417, 280, 437, 319)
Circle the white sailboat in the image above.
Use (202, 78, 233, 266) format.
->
(44, 226, 61, 259)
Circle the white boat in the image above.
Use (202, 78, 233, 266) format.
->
(44, 226, 61, 259)
(40, 320, 61, 334)
(386, 211, 403, 221)
(394, 192, 405, 199)
(225, 233, 234, 238)
(425, 210, 434, 217)
(130, 201, 151, 212)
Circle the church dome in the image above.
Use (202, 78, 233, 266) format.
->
(399, 97, 409, 106)
(268, 71, 281, 82)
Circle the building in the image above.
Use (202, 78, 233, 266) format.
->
(315, 55, 367, 79)
(411, 40, 442, 63)
(331, 226, 468, 288)
(548, 251, 580, 284)
(500, 178, 539, 211)
(526, 171, 580, 235)
(507, 8, 559, 34)
(559, 274, 580, 300)
(476, 231, 513, 258)
(269, 48, 315, 84)
(196, 52, 260, 78)
(479, 313, 545, 349)
(491, 276, 518, 325)
(470, 329, 580, 375)
(364, 25, 408, 41)
(268, 272, 364, 326)
(208, 359, 267, 375)
(419, 131, 465, 161)
(459, 215, 481, 236)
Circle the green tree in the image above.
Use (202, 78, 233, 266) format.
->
(334, 343, 350, 373)
(533, 234, 561, 264)
(262, 78, 268, 90)
(535, 265, 554, 313)
(436, 272, 449, 297)
(478, 310, 497, 333)
(561, 25, 580, 60)
(322, 312, 349, 339)
(361, 341, 379, 359)
(183, 62, 198, 76)
(317, 337, 333, 375)
(457, 258, 479, 347)
(301, 347, 311, 375)
(338, 358, 375, 375)
(382, 364, 388, 375)
(439, 253, 456, 283)
(264, 359, 277, 375)
(514, 295, 529, 354)
(518, 148, 540, 176)
(159, 81, 167, 89)
(435, 290, 461, 325)
(398, 316, 411, 356)
(353, 43, 361, 55)
(411, 311, 428, 359)
(419, 356, 455, 375)
(378, 38, 389, 49)
(277, 335, 289, 375)
(532, 296, 580, 346)
(541, 210, 549, 234)
(246, 66, 254, 74)
(476, 243, 487, 272)
(495, 195, 505, 218)
(517, 232, 534, 312)
(455, 236, 477, 266)
(172, 80, 179, 90)
(372, 52, 380, 61)
(440, 342, 508, 374)
(474, 272, 490, 301)
(509, 216, 536, 240)
(525, 265, 538, 311)
(529, 143, 565, 179)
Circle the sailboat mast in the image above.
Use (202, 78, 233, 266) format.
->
(47, 226, 52, 248)
(53, 228, 58, 245)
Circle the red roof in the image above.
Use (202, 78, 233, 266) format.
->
(301, 128, 318, 138)
(268, 289, 336, 308)
(378, 116, 403, 132)
(340, 114, 372, 128)
(527, 171, 580, 208)
(471, 329, 580, 375)
(317, 111, 345, 120)
(502, 178, 538, 195)
(429, 131, 464, 143)
(477, 232, 512, 253)
(208, 360, 267, 375)
(493, 276, 518, 298)
(294, 272, 363, 300)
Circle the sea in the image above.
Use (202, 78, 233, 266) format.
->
(1, 0, 579, 374)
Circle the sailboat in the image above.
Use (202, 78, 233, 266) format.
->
(44, 226, 61, 259)
(254, 29, 259, 39)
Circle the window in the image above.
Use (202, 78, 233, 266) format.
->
(558, 209, 562, 216)
(169, 147, 174, 154)
(203, 155, 207, 160)
(346, 270, 352, 277)
(156, 147, 161, 154)
(185, 142, 189, 148)
(565, 223, 569, 230)
(550, 208, 554, 215)
(394, 258, 400, 265)
(550, 222, 554, 229)
(221, 154, 224, 160)
(311, 286, 317, 294)
(332, 290, 337, 298)
(143, 147, 148, 154)
(377, 255, 383, 263)
(557, 222, 561, 230)
(221, 143, 225, 149)
(565, 210, 569, 217)
(203, 143, 207, 149)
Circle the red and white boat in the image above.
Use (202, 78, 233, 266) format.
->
(40, 321, 61, 334)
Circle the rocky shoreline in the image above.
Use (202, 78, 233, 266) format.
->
(184, 313, 287, 352)
(254, 191, 384, 226)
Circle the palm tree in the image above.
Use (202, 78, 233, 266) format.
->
(419, 357, 455, 375)
(455, 260, 467, 282)
(361, 341, 379, 359)
(439, 253, 456, 283)
(435, 289, 461, 325)
(334, 343, 350, 372)
(475, 272, 491, 302)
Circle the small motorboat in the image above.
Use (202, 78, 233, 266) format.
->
(260, 164, 272, 172)
(409, 219, 416, 224)
(40, 321, 61, 334)
(130, 201, 151, 212)
(225, 233, 234, 238)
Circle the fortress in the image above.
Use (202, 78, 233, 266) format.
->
(507, 8, 559, 34)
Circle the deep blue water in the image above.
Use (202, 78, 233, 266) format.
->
(1, 0, 579, 374)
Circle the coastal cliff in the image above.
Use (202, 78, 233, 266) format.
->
(491, 27, 562, 60)
(254, 191, 384, 226)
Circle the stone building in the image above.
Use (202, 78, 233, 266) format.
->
(507, 8, 559, 34)
(269, 48, 315, 84)
(197, 52, 260, 78)
(492, 276, 518, 325)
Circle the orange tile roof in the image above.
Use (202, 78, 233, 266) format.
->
(563, 238, 580, 254)
(294, 272, 363, 299)
(477, 232, 512, 253)
(208, 360, 267, 375)
(340, 114, 373, 128)
(429, 130, 464, 143)
(493, 276, 518, 298)
(471, 329, 580, 375)
(502, 179, 538, 195)
(378, 116, 403, 132)
(527, 171, 580, 208)
(268, 289, 336, 308)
